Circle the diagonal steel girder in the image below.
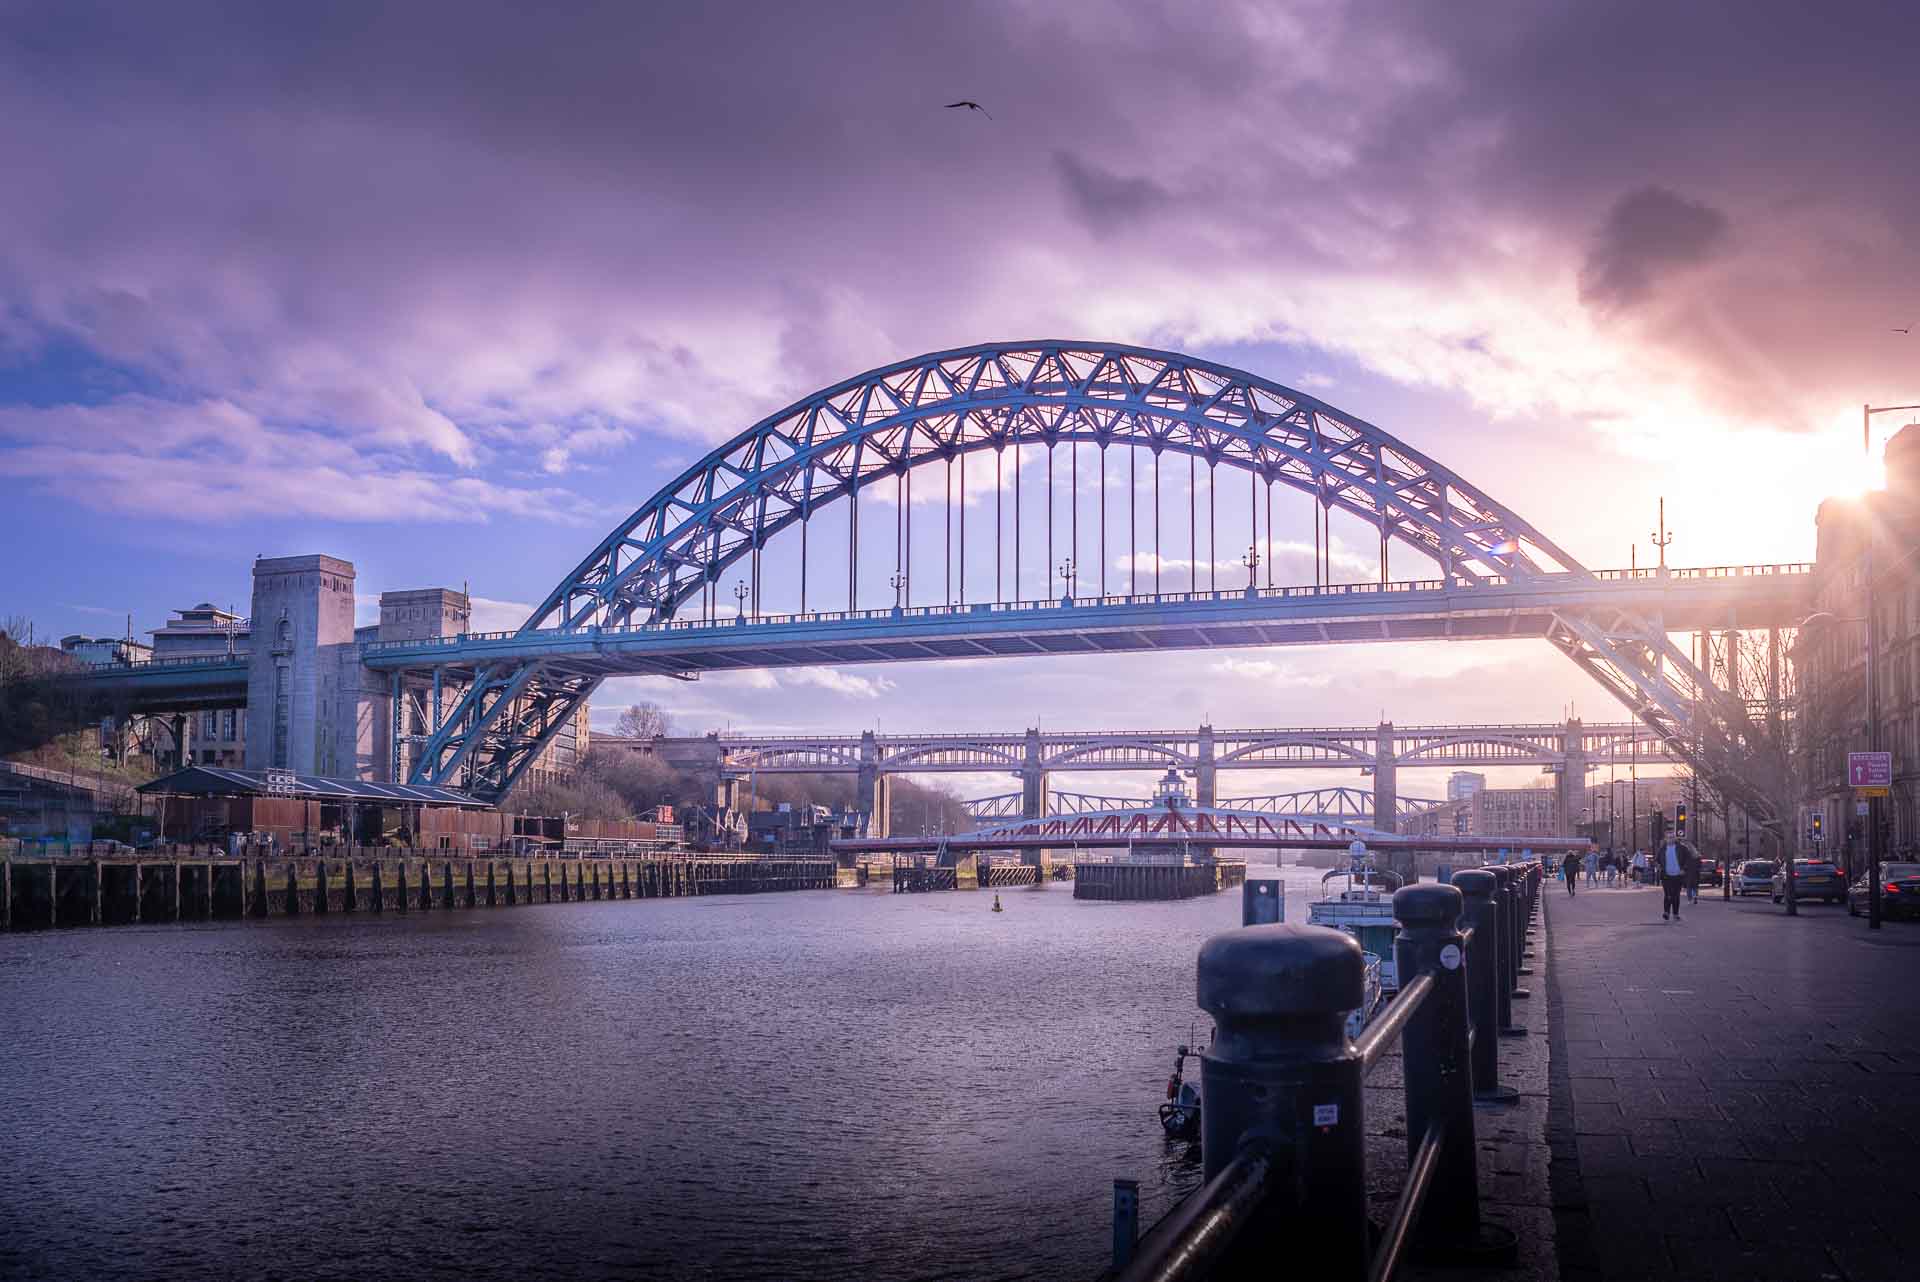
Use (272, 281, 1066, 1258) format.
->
(1547, 606, 1783, 830)
(409, 662, 600, 800)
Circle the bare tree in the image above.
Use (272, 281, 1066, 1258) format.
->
(613, 701, 670, 740)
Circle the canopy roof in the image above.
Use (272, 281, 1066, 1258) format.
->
(136, 766, 490, 809)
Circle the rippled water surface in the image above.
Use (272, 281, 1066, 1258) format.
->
(0, 864, 1328, 1281)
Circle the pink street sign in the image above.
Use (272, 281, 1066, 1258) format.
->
(1848, 751, 1893, 788)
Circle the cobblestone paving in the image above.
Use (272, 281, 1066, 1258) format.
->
(1544, 878, 1920, 1281)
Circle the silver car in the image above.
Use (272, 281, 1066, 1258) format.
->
(1733, 859, 1775, 896)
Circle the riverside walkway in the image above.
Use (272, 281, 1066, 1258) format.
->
(1544, 877, 1920, 1281)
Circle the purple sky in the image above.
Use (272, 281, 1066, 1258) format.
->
(4, 1, 1916, 799)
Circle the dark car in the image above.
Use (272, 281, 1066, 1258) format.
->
(1734, 860, 1776, 896)
(1848, 862, 1920, 919)
(1773, 859, 1846, 904)
(1695, 858, 1722, 887)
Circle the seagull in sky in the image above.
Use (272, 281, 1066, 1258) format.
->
(1894, 325, 1912, 334)
(944, 100, 992, 119)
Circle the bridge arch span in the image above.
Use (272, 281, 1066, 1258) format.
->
(1215, 736, 1376, 767)
(527, 341, 1584, 633)
(1042, 739, 1196, 771)
(403, 341, 1777, 829)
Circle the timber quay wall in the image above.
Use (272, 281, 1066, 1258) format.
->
(1, 851, 837, 931)
(1072, 860, 1248, 901)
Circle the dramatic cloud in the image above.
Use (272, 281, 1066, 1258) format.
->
(1579, 187, 1731, 311)
(3, 0, 1913, 529)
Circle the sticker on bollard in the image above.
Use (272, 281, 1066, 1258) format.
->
(1439, 943, 1461, 970)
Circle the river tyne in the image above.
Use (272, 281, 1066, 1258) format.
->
(0, 863, 1335, 1281)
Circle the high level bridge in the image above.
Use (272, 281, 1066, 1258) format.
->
(68, 342, 1808, 831)
(655, 719, 1684, 836)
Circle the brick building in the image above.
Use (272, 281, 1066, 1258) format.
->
(1796, 424, 1920, 866)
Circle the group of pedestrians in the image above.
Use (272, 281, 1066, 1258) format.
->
(1558, 840, 1703, 920)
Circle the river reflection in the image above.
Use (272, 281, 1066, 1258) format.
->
(0, 863, 1328, 1281)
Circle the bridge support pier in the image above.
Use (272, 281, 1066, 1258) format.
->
(1558, 719, 1588, 839)
(1020, 727, 1050, 820)
(1372, 722, 1398, 834)
(858, 731, 892, 838)
(169, 712, 191, 770)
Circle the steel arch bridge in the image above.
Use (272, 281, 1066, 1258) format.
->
(389, 341, 1797, 824)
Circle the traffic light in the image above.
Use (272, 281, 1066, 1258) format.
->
(1811, 811, 1824, 842)
(1675, 802, 1689, 838)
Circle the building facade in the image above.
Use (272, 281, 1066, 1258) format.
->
(1796, 424, 1920, 868)
(1446, 771, 1486, 803)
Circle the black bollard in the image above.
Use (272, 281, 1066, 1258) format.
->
(442, 861, 455, 909)
(486, 862, 497, 907)
(1487, 867, 1525, 1038)
(1453, 871, 1517, 1104)
(284, 863, 299, 915)
(1197, 923, 1369, 1276)
(420, 863, 433, 911)
(397, 861, 409, 914)
(372, 862, 384, 913)
(465, 861, 476, 908)
(314, 861, 329, 914)
(1391, 885, 1517, 1263)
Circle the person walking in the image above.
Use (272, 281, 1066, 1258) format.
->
(1685, 853, 1701, 906)
(1584, 848, 1599, 886)
(1563, 848, 1581, 896)
(1604, 851, 1618, 888)
(1658, 835, 1698, 921)
(1632, 848, 1649, 886)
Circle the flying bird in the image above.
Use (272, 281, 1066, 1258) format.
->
(944, 100, 992, 119)
(1894, 325, 1912, 334)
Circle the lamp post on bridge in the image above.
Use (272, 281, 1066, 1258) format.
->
(1058, 557, 1076, 603)
(890, 572, 907, 610)
(732, 580, 750, 622)
(1241, 544, 1260, 594)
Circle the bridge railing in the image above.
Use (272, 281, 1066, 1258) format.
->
(355, 562, 1815, 661)
(1106, 861, 1542, 1281)
(78, 653, 248, 674)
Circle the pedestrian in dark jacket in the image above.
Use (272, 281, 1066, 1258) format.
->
(1563, 849, 1581, 895)
(1657, 838, 1699, 920)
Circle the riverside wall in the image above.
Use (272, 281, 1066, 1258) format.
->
(1, 851, 836, 931)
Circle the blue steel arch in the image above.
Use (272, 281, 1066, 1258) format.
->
(525, 341, 1585, 633)
(412, 341, 1775, 828)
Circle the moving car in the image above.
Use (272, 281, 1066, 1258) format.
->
(1695, 858, 1722, 887)
(1848, 862, 1920, 919)
(1772, 859, 1846, 905)
(1733, 860, 1776, 896)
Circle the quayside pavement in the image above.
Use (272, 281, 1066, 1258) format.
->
(1543, 876, 1920, 1281)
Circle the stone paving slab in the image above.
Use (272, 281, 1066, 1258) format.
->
(1542, 878, 1920, 1281)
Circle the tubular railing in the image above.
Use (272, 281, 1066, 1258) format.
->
(1108, 859, 1544, 1281)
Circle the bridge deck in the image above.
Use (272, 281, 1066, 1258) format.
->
(356, 565, 1811, 679)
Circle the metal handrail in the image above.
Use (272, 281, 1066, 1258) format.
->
(1113, 1142, 1275, 1282)
(1367, 1124, 1446, 1282)
(1357, 970, 1434, 1075)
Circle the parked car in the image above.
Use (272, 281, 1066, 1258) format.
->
(1733, 860, 1776, 896)
(1848, 862, 1920, 919)
(1772, 859, 1846, 904)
